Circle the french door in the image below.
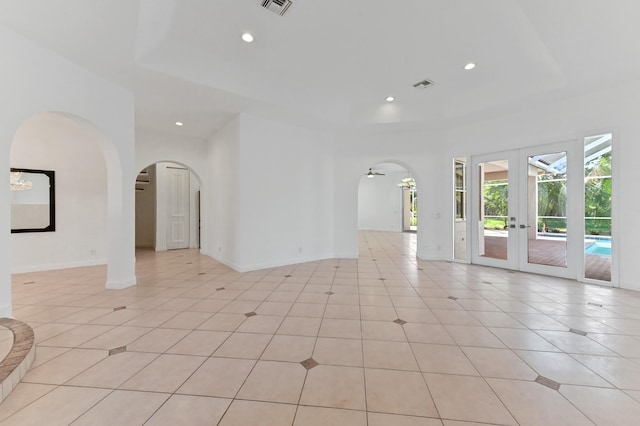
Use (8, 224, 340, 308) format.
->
(470, 141, 582, 279)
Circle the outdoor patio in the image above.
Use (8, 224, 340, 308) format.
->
(482, 236, 611, 282)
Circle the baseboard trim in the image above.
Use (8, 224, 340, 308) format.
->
(105, 276, 137, 290)
(201, 251, 337, 273)
(11, 258, 108, 274)
(333, 252, 359, 259)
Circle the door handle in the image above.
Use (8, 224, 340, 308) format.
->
(519, 225, 530, 229)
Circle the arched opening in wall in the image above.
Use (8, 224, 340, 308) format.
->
(357, 162, 419, 255)
(135, 162, 202, 252)
(9, 112, 111, 274)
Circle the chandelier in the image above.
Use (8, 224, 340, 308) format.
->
(10, 171, 32, 191)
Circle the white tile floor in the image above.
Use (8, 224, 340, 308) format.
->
(2, 230, 640, 425)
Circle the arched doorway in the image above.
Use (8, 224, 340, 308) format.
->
(8, 112, 134, 291)
(135, 161, 202, 252)
(357, 162, 419, 255)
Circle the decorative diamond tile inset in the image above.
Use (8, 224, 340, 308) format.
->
(393, 319, 407, 325)
(325, 291, 335, 296)
(300, 358, 319, 370)
(535, 375, 561, 391)
(245, 312, 257, 318)
(569, 328, 588, 336)
(109, 346, 126, 356)
(447, 296, 459, 301)
(114, 306, 126, 311)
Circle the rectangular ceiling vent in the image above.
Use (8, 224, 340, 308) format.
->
(413, 79, 435, 89)
(262, 0, 293, 16)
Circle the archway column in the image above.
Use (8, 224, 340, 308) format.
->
(105, 173, 137, 290)
(0, 133, 12, 317)
(104, 131, 137, 290)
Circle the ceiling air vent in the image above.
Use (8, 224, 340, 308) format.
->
(413, 79, 435, 89)
(262, 0, 293, 16)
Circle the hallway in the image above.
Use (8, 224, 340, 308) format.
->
(2, 231, 640, 425)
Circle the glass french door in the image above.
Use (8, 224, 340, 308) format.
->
(471, 152, 518, 270)
(471, 142, 582, 279)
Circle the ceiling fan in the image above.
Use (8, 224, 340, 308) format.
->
(366, 168, 386, 178)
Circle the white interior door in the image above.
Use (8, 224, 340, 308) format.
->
(166, 167, 190, 250)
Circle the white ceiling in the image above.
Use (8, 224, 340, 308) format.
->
(2, 0, 640, 139)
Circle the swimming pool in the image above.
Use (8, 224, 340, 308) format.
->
(585, 240, 611, 256)
(538, 233, 611, 256)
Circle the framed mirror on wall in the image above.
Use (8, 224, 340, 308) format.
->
(10, 168, 55, 233)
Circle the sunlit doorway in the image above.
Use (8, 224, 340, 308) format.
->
(471, 143, 576, 277)
(399, 177, 417, 232)
(469, 134, 613, 284)
(357, 162, 419, 258)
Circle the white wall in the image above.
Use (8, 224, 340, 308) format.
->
(10, 113, 108, 272)
(357, 171, 405, 232)
(0, 25, 136, 316)
(235, 114, 334, 271)
(205, 113, 334, 271)
(135, 129, 207, 185)
(205, 117, 241, 266)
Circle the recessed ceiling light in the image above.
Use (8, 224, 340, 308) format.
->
(241, 33, 254, 43)
(385, 96, 395, 102)
(175, 121, 183, 127)
(464, 63, 476, 70)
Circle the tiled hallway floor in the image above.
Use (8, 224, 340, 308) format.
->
(3, 231, 640, 425)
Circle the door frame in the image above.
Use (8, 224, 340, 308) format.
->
(516, 141, 581, 279)
(469, 140, 587, 280)
(470, 150, 520, 271)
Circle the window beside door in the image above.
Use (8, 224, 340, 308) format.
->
(584, 133, 612, 282)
